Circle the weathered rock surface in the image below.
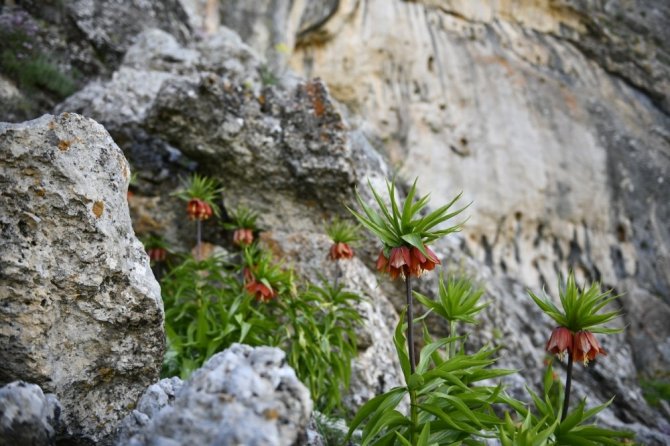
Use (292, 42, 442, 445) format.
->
(0, 113, 164, 444)
(117, 344, 312, 446)
(15, 0, 192, 70)
(114, 377, 183, 445)
(0, 381, 61, 446)
(244, 0, 670, 386)
(285, 0, 670, 304)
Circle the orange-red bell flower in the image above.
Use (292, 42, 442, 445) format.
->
(147, 247, 167, 262)
(186, 198, 213, 221)
(546, 326, 573, 360)
(377, 245, 441, 280)
(573, 330, 607, 365)
(233, 228, 254, 246)
(245, 280, 277, 302)
(328, 242, 354, 260)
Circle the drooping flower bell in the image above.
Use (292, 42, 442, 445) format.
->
(186, 198, 213, 221)
(233, 228, 254, 246)
(572, 330, 607, 365)
(545, 326, 573, 360)
(245, 280, 277, 302)
(328, 242, 354, 260)
(377, 245, 441, 280)
(376, 250, 402, 280)
(243, 267, 277, 302)
(147, 247, 167, 262)
(408, 246, 440, 276)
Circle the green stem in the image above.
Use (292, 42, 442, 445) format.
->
(406, 275, 416, 373)
(196, 219, 202, 260)
(561, 352, 574, 421)
(405, 275, 418, 445)
(449, 320, 457, 359)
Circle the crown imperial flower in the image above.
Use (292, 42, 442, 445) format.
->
(233, 228, 254, 246)
(573, 330, 607, 365)
(329, 242, 354, 260)
(147, 247, 168, 262)
(545, 326, 573, 361)
(245, 280, 277, 302)
(187, 198, 213, 221)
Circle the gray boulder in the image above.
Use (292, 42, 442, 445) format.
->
(117, 344, 312, 446)
(0, 113, 164, 444)
(0, 381, 61, 446)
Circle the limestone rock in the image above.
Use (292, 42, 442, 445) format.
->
(118, 344, 312, 446)
(287, 0, 670, 301)
(0, 381, 61, 446)
(114, 377, 183, 445)
(22, 0, 192, 67)
(0, 113, 164, 444)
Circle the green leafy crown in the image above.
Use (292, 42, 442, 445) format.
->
(347, 177, 468, 257)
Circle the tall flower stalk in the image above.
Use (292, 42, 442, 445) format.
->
(348, 178, 466, 443)
(530, 272, 622, 421)
(174, 174, 222, 259)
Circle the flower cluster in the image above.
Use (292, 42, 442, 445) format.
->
(329, 242, 354, 260)
(233, 228, 254, 246)
(186, 198, 213, 221)
(376, 245, 440, 280)
(148, 247, 168, 262)
(174, 174, 221, 221)
(143, 235, 170, 264)
(547, 327, 607, 365)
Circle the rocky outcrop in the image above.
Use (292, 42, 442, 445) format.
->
(116, 344, 312, 446)
(0, 113, 164, 444)
(58, 26, 406, 412)
(0, 381, 61, 446)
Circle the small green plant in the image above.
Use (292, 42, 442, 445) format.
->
(0, 10, 77, 99)
(640, 378, 670, 408)
(259, 64, 278, 86)
(499, 363, 634, 445)
(326, 218, 360, 261)
(161, 240, 361, 415)
(223, 205, 259, 247)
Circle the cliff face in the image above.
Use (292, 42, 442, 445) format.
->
(220, 0, 670, 378)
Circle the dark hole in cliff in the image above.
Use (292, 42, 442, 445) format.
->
(616, 224, 626, 242)
(460, 137, 468, 146)
(514, 211, 522, 221)
(427, 56, 434, 72)
(18, 220, 29, 238)
(40, 299, 47, 307)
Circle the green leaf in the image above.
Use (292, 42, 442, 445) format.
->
(394, 309, 412, 383)
(417, 423, 431, 446)
(345, 387, 407, 441)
